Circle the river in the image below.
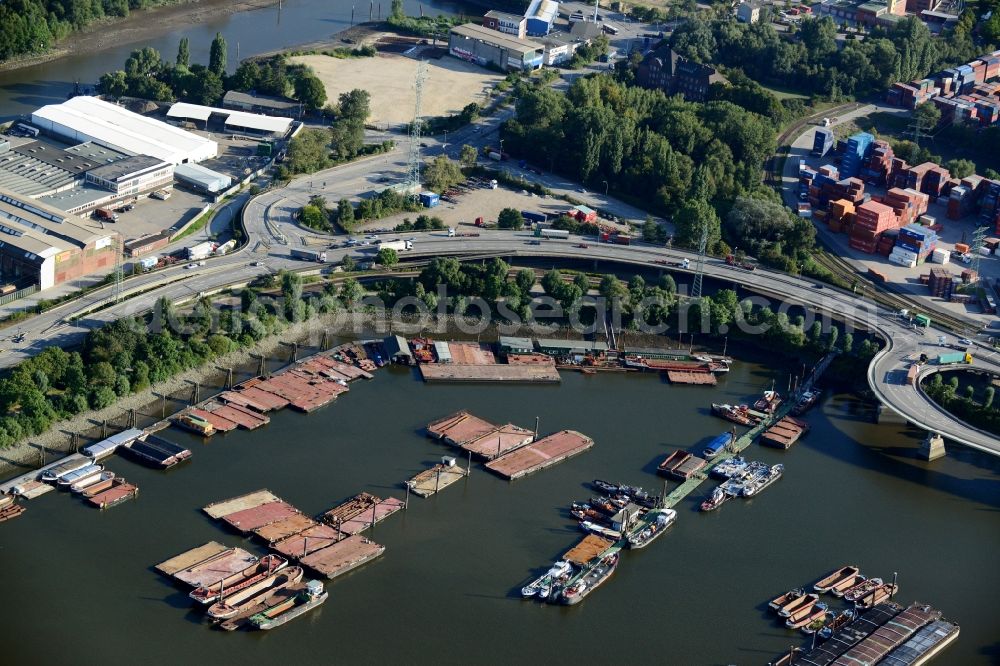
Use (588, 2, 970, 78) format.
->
(0, 0, 472, 121)
(0, 348, 997, 665)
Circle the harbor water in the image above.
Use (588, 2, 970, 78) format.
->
(0, 354, 998, 665)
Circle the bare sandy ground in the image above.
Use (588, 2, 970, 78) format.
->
(288, 53, 502, 126)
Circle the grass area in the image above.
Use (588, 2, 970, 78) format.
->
(760, 82, 809, 101)
(173, 208, 214, 243)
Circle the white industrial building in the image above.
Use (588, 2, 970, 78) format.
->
(174, 162, 233, 194)
(31, 96, 218, 165)
(166, 102, 293, 137)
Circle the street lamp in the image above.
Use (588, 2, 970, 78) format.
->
(602, 180, 609, 195)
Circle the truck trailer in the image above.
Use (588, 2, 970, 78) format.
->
(936, 352, 972, 365)
(535, 228, 569, 239)
(378, 240, 413, 252)
(290, 248, 328, 262)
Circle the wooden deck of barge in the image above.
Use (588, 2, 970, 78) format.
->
(272, 524, 344, 559)
(484, 430, 594, 480)
(253, 514, 318, 543)
(461, 424, 535, 460)
(427, 411, 498, 446)
(419, 363, 561, 383)
(666, 370, 717, 385)
(203, 489, 280, 519)
(188, 407, 238, 432)
(157, 544, 258, 588)
(221, 501, 302, 533)
(407, 463, 467, 497)
(298, 534, 385, 579)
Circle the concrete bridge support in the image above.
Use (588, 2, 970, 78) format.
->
(919, 433, 947, 461)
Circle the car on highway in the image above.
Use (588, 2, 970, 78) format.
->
(251, 261, 264, 267)
(186, 263, 199, 269)
(958, 338, 973, 346)
(346, 238, 359, 246)
(527, 240, 541, 245)
(575, 243, 589, 248)
(365, 234, 379, 241)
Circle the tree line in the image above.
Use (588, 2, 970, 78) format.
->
(924, 373, 1000, 436)
(97, 36, 329, 111)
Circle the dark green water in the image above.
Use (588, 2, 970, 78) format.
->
(1, 358, 998, 665)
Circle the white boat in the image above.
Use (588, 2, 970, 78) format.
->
(40, 457, 93, 483)
(522, 561, 573, 600)
(580, 521, 622, 539)
(70, 471, 115, 493)
(743, 464, 783, 497)
(627, 508, 677, 548)
(57, 464, 104, 488)
(711, 456, 748, 479)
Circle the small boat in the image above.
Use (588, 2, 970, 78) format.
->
(769, 588, 805, 612)
(57, 464, 104, 489)
(700, 486, 730, 512)
(754, 389, 782, 413)
(250, 580, 328, 630)
(742, 464, 783, 497)
(712, 403, 756, 427)
(843, 577, 883, 602)
(814, 565, 860, 593)
(190, 554, 288, 604)
(778, 592, 819, 618)
(787, 603, 829, 630)
(626, 508, 676, 549)
(560, 553, 618, 605)
(855, 583, 898, 610)
(0, 496, 25, 522)
(829, 574, 866, 597)
(818, 608, 855, 639)
(792, 390, 821, 415)
(580, 520, 621, 540)
(521, 561, 573, 599)
(802, 610, 835, 635)
(592, 479, 618, 494)
(70, 471, 115, 494)
(702, 432, 735, 458)
(207, 567, 304, 620)
(711, 456, 748, 479)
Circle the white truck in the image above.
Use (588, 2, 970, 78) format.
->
(290, 248, 327, 262)
(378, 240, 413, 252)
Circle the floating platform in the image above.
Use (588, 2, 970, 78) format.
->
(231, 384, 290, 411)
(484, 430, 594, 480)
(222, 501, 301, 534)
(8, 479, 54, 499)
(657, 450, 707, 480)
(332, 497, 405, 534)
(254, 372, 346, 413)
(427, 411, 499, 446)
(203, 489, 280, 519)
(253, 514, 319, 544)
(86, 479, 138, 509)
(563, 534, 615, 566)
(188, 407, 238, 433)
(834, 603, 942, 666)
(310, 354, 373, 380)
(880, 619, 960, 666)
(321, 492, 382, 525)
(122, 435, 191, 469)
(419, 364, 561, 383)
(298, 535, 385, 579)
(666, 370, 717, 385)
(272, 524, 344, 559)
(219, 390, 273, 413)
(760, 416, 810, 449)
(797, 603, 904, 665)
(461, 424, 535, 460)
(445, 342, 496, 365)
(407, 463, 467, 497)
(156, 544, 258, 588)
(202, 401, 270, 430)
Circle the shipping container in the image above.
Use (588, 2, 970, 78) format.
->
(936, 352, 972, 365)
(290, 248, 327, 262)
(419, 192, 440, 208)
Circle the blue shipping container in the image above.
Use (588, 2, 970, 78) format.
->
(420, 192, 440, 207)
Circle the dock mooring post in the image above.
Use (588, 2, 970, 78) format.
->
(435, 467, 441, 494)
(370, 497, 377, 527)
(38, 444, 45, 467)
(226, 367, 233, 389)
(321, 330, 329, 350)
(161, 393, 166, 418)
(102, 420, 108, 438)
(890, 571, 898, 599)
(404, 482, 410, 509)
(534, 416, 539, 442)
(467, 449, 472, 476)
(291, 342, 298, 363)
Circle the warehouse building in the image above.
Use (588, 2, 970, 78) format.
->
(166, 102, 294, 138)
(449, 24, 544, 72)
(482, 10, 527, 38)
(539, 32, 582, 65)
(124, 232, 170, 258)
(85, 155, 174, 196)
(0, 189, 120, 291)
(173, 162, 233, 194)
(31, 96, 217, 165)
(222, 90, 301, 116)
(636, 43, 727, 102)
(524, 0, 559, 36)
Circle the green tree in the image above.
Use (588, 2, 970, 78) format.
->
(377, 247, 399, 267)
(286, 128, 332, 174)
(516, 268, 535, 293)
(209, 32, 227, 77)
(337, 199, 355, 229)
(176, 37, 189, 67)
(97, 70, 128, 100)
(944, 158, 975, 179)
(912, 103, 941, 134)
(294, 72, 327, 112)
(673, 198, 721, 250)
(424, 156, 463, 193)
(460, 144, 478, 168)
(390, 0, 405, 21)
(497, 208, 524, 230)
(984, 386, 995, 409)
(340, 277, 363, 305)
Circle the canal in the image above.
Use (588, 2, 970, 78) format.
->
(0, 0, 471, 120)
(0, 351, 997, 665)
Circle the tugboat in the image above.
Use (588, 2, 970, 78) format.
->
(626, 508, 676, 549)
(250, 580, 328, 630)
(792, 390, 821, 415)
(700, 486, 729, 512)
(560, 553, 619, 605)
(754, 389, 782, 414)
(711, 403, 757, 427)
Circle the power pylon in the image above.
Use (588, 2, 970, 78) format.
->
(691, 221, 708, 301)
(970, 225, 988, 286)
(112, 234, 124, 303)
(407, 60, 428, 192)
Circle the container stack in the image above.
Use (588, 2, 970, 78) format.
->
(930, 248, 951, 264)
(928, 267, 955, 298)
(827, 199, 855, 233)
(961, 268, 978, 283)
(884, 188, 929, 227)
(922, 166, 952, 198)
(812, 128, 834, 157)
(851, 200, 896, 253)
(841, 132, 874, 178)
(979, 180, 1000, 229)
(891, 224, 938, 268)
(861, 140, 894, 185)
(948, 185, 976, 220)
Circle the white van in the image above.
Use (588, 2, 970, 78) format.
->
(447, 228, 456, 237)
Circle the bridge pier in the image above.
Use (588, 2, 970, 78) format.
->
(918, 432, 947, 461)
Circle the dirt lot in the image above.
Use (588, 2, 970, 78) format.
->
(288, 53, 502, 127)
(353, 182, 575, 232)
